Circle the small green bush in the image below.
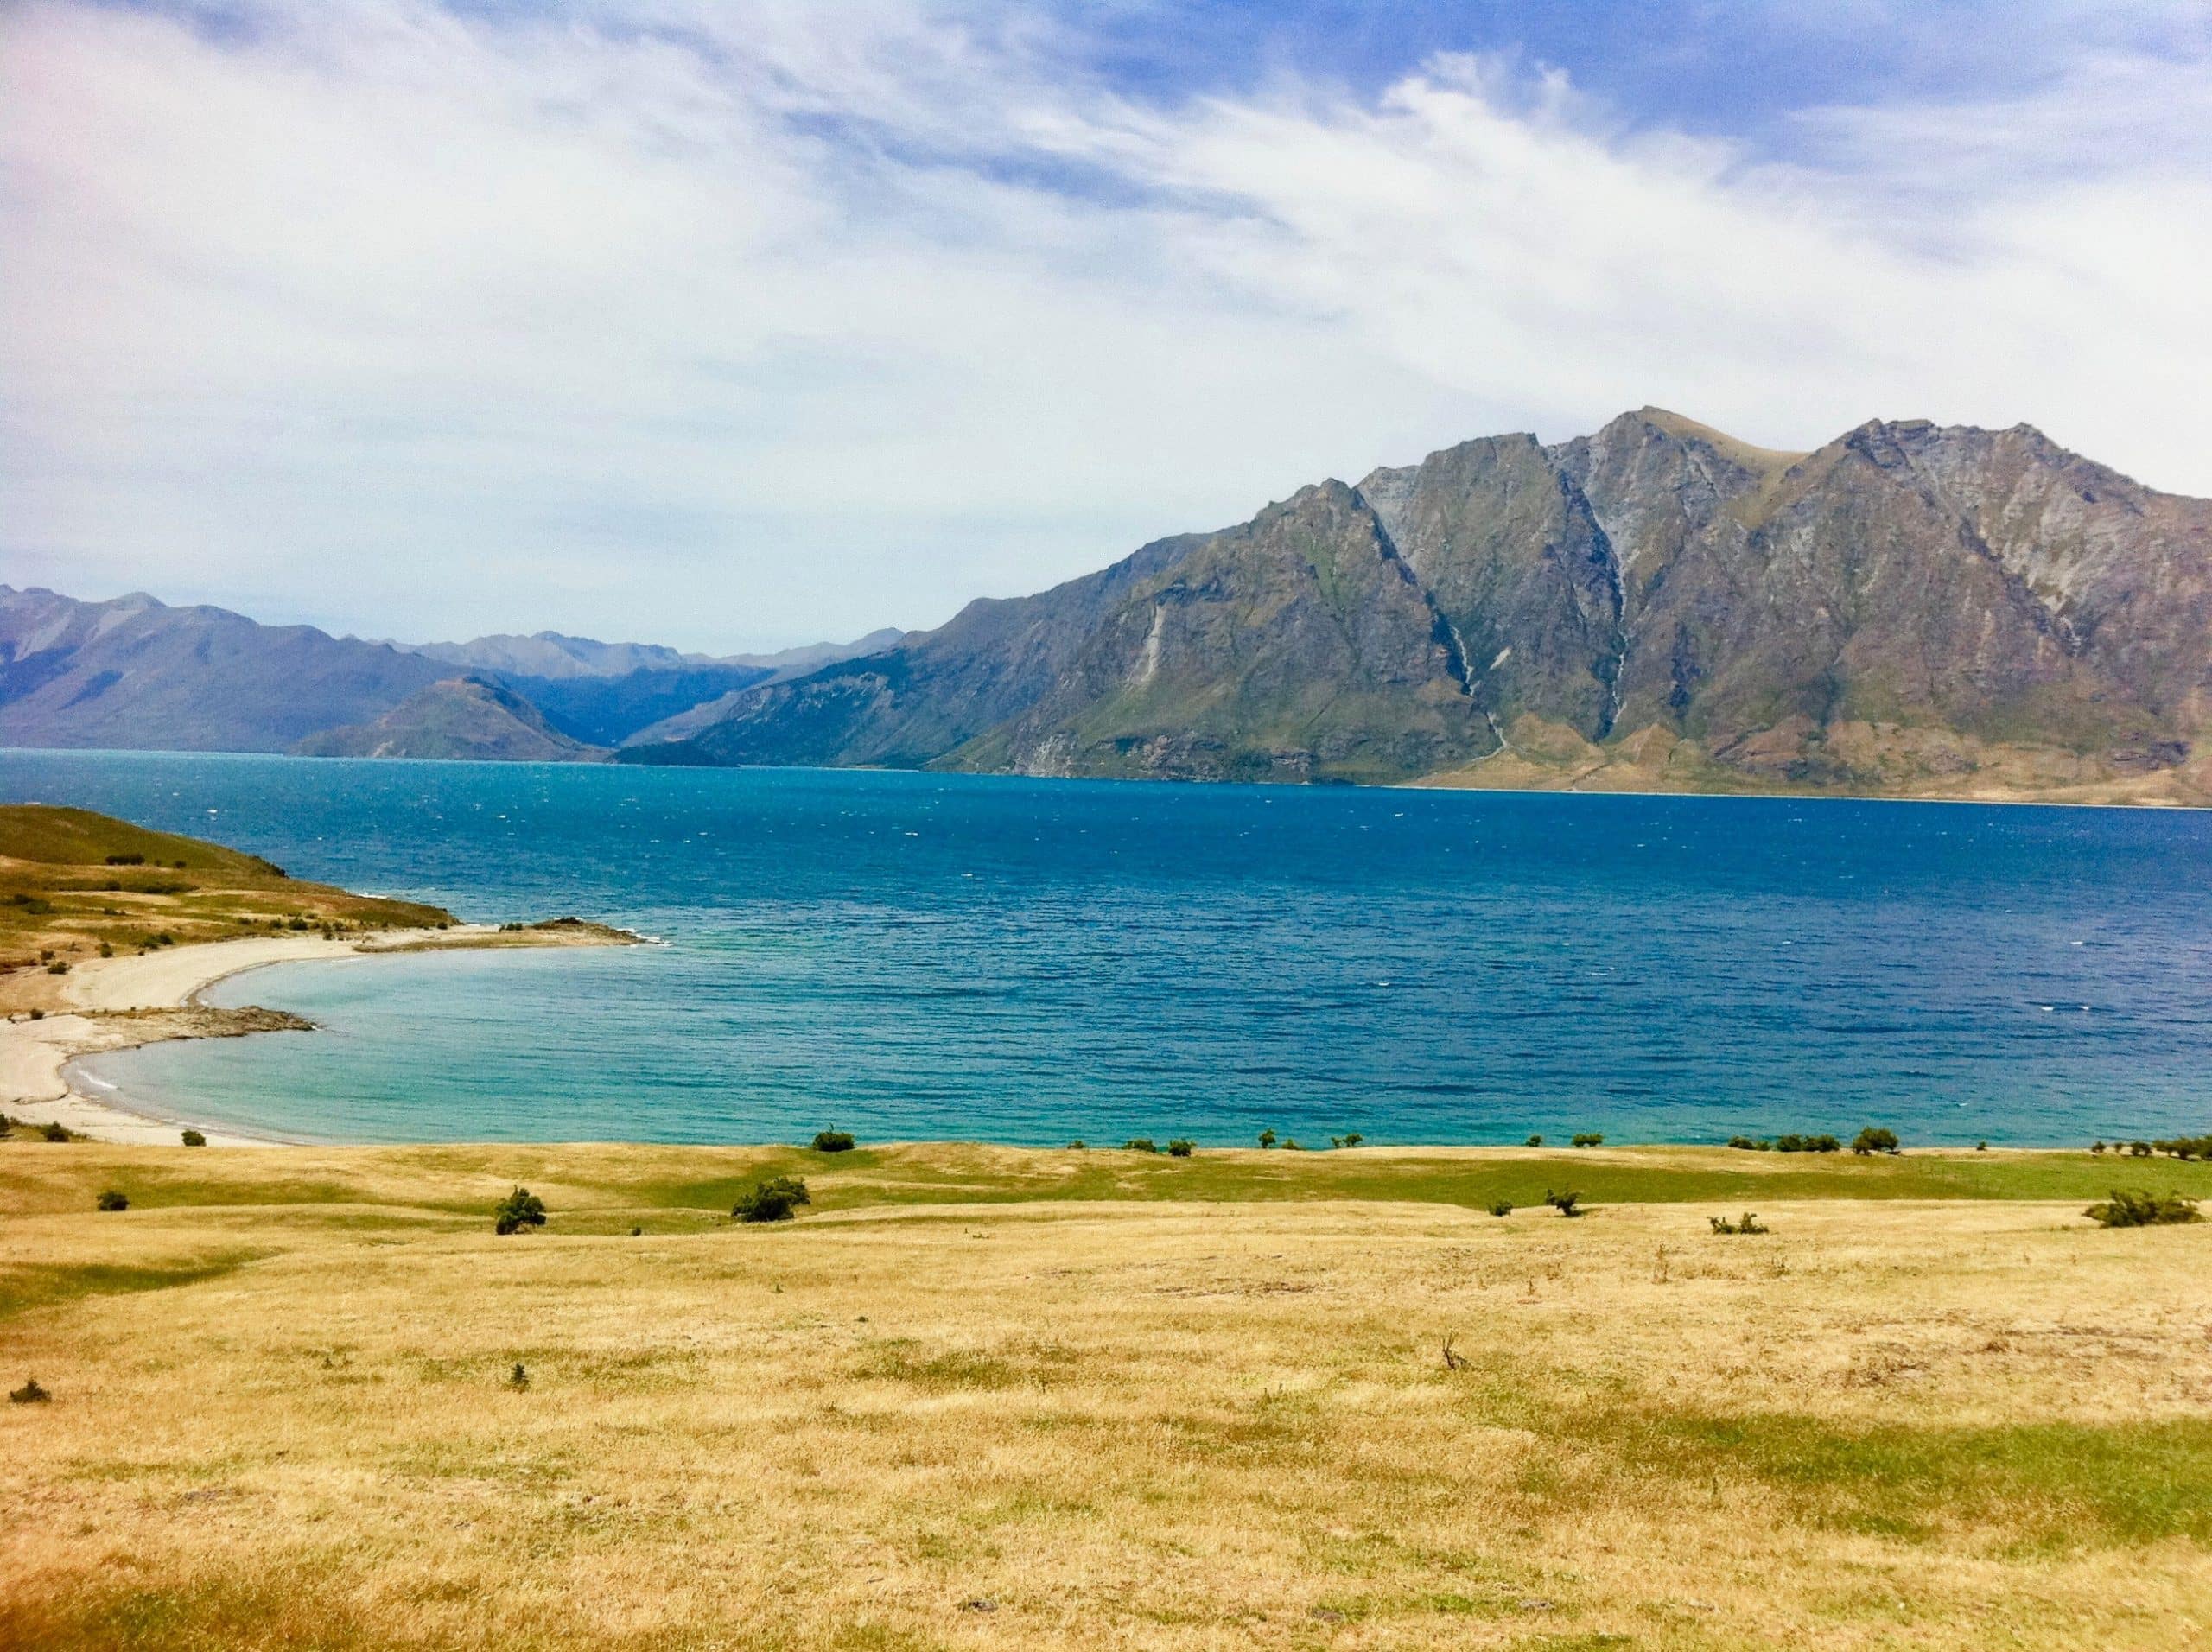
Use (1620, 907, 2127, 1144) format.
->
(96, 1189, 129, 1212)
(1487, 1199, 1514, 1217)
(45, 961, 68, 975)
(1257, 1128, 1277, 1148)
(1726, 1135, 1771, 1151)
(1066, 1140, 1088, 1150)
(1570, 1133, 1603, 1147)
(10, 1377, 51, 1404)
(508, 1363, 530, 1390)
(810, 1129, 856, 1153)
(1543, 1188, 1583, 1217)
(1776, 1134, 1840, 1153)
(2084, 1189, 2202, 1229)
(41, 1121, 69, 1142)
(1329, 1132, 1363, 1149)
(1708, 1211, 1769, 1235)
(1523, 1134, 1542, 1147)
(1124, 1138, 1159, 1153)
(2128, 1140, 2153, 1157)
(180, 1128, 206, 1147)
(1851, 1127, 1900, 1156)
(493, 1186, 547, 1235)
(1281, 1138, 1306, 1151)
(2152, 1135, 2212, 1160)
(1166, 1139, 1195, 1158)
(733, 1175, 810, 1223)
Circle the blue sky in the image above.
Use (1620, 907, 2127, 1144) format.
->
(3, 1, 2209, 649)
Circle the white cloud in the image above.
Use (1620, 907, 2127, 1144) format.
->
(1, 1, 2207, 649)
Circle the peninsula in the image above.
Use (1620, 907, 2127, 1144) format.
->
(0, 804, 636, 1142)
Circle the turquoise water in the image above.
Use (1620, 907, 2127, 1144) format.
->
(5, 748, 2209, 1147)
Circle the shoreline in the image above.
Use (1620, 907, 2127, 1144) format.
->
(1, 924, 639, 1146)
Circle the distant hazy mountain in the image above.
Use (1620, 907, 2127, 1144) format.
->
(0, 587, 444, 752)
(294, 675, 606, 762)
(622, 410, 2212, 804)
(401, 626, 907, 681)
(0, 587, 906, 756)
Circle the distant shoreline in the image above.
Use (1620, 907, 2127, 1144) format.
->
(3, 922, 639, 1146)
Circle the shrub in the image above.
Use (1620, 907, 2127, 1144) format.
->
(1066, 1140, 1088, 1150)
(810, 1129, 856, 1153)
(2091, 1140, 2107, 1154)
(1524, 1134, 1543, 1147)
(26, 1008, 41, 1021)
(1776, 1134, 1840, 1153)
(507, 1363, 530, 1390)
(1726, 1135, 1771, 1151)
(180, 1128, 206, 1147)
(2084, 1189, 2202, 1229)
(0, 1114, 10, 1141)
(2128, 1140, 2153, 1158)
(45, 961, 67, 975)
(40, 1121, 69, 1142)
(1329, 1132, 1363, 1149)
(1257, 1129, 1277, 1149)
(2152, 1135, 2212, 1160)
(1281, 1138, 1306, 1151)
(1570, 1133, 1603, 1148)
(105, 853, 145, 866)
(1123, 1138, 1159, 1153)
(1851, 1127, 1900, 1156)
(493, 1186, 547, 1235)
(1487, 1199, 1514, 1217)
(732, 1175, 810, 1223)
(1543, 1188, 1583, 1217)
(96, 1189, 129, 1212)
(10, 1377, 51, 1404)
(1166, 1139, 1195, 1158)
(1708, 1211, 1769, 1235)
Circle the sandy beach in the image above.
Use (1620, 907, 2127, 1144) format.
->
(1, 925, 626, 1145)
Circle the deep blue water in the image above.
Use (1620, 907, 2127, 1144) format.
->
(5, 749, 2209, 1147)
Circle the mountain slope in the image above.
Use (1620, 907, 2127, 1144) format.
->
(293, 676, 607, 762)
(0, 588, 445, 752)
(627, 410, 2212, 801)
(957, 485, 1487, 783)
(623, 536, 1205, 768)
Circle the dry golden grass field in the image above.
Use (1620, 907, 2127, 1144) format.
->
(3, 1141, 2210, 1650)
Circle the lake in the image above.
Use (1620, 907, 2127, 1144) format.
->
(4, 748, 2209, 1147)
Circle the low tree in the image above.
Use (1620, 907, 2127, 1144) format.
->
(493, 1186, 547, 1235)
(1544, 1189, 1583, 1217)
(732, 1175, 810, 1223)
(810, 1129, 856, 1153)
(96, 1189, 129, 1212)
(180, 1128, 206, 1147)
(1257, 1129, 1277, 1149)
(1524, 1134, 1543, 1147)
(1571, 1133, 1604, 1148)
(1124, 1138, 1159, 1153)
(1851, 1127, 1900, 1156)
(2084, 1189, 2202, 1229)
(1166, 1139, 1195, 1158)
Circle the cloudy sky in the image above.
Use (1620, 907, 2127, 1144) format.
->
(3, 2, 2208, 651)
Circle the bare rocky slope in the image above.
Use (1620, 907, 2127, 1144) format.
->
(624, 410, 2212, 802)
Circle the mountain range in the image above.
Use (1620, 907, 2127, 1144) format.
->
(7, 408, 2208, 803)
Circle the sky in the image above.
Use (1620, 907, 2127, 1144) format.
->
(2, 1, 2209, 652)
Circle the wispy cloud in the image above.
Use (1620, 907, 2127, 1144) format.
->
(2, 1, 2206, 648)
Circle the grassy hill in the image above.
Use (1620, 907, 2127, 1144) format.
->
(3, 1140, 2208, 1650)
(0, 804, 453, 1007)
